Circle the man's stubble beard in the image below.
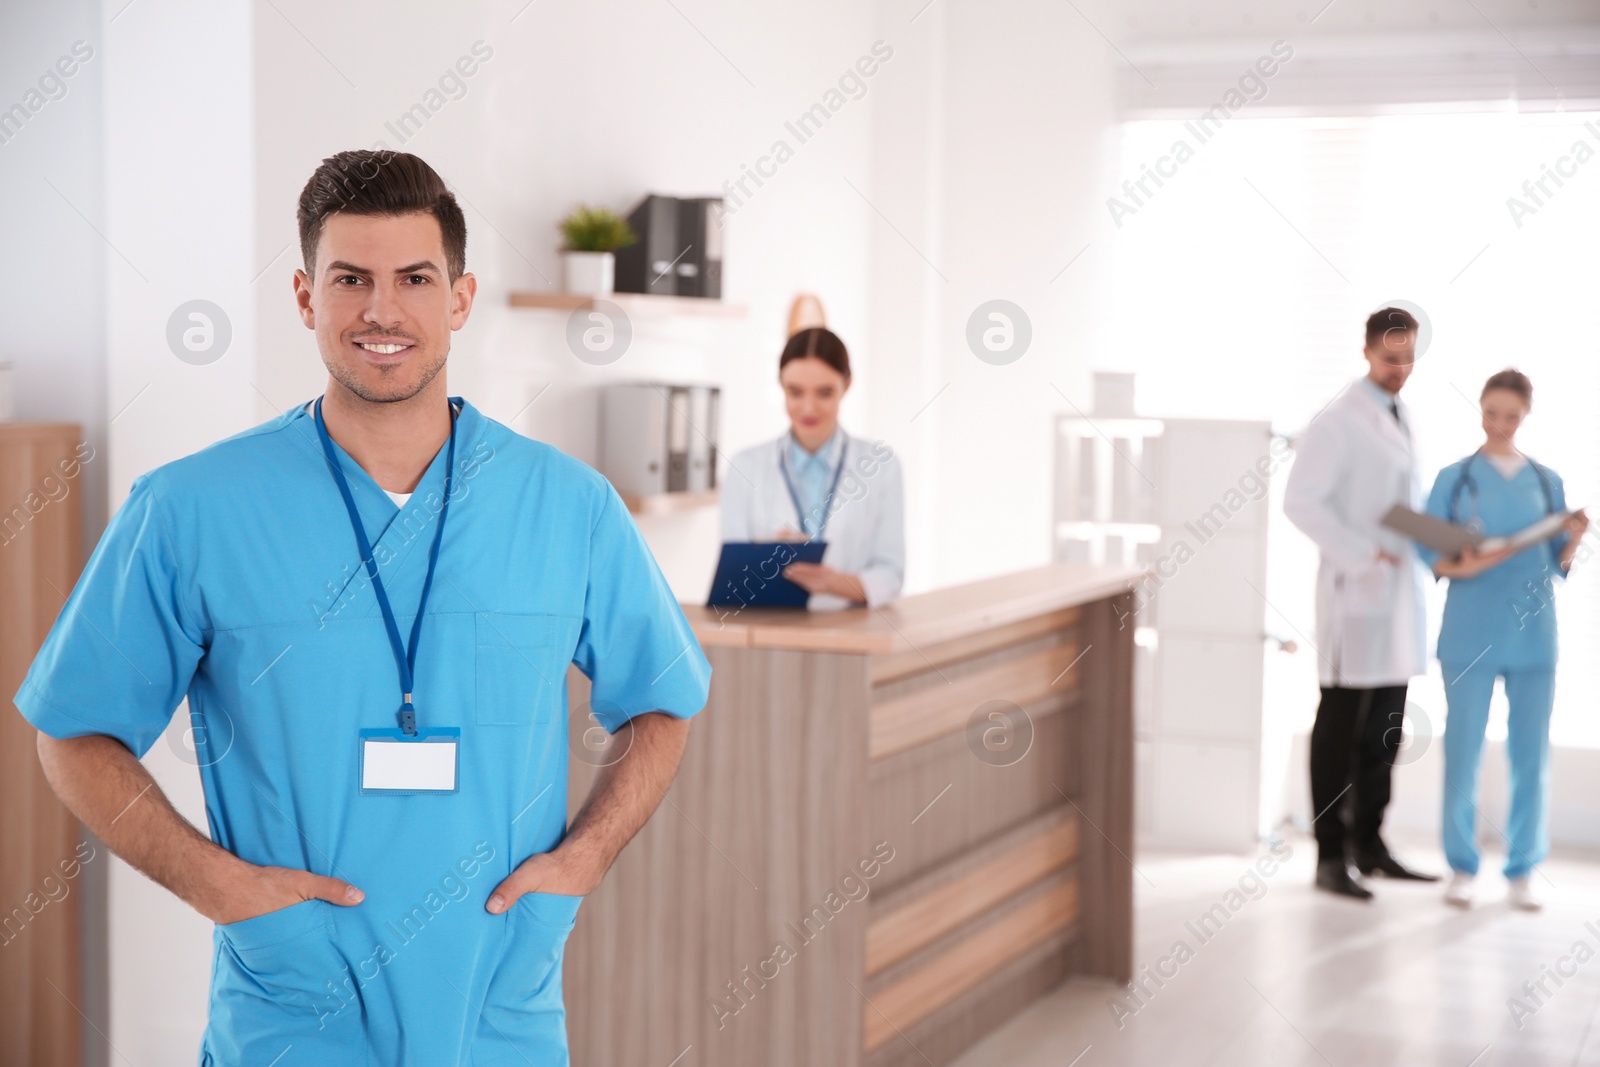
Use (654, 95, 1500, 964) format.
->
(325, 346, 449, 405)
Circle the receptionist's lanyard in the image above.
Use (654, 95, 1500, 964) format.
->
(778, 433, 848, 540)
(314, 395, 457, 737)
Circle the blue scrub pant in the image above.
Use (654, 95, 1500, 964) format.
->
(1440, 663, 1555, 879)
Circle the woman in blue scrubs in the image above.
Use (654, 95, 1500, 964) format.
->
(1418, 369, 1587, 911)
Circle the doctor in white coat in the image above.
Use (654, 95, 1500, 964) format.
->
(721, 326, 905, 612)
(1284, 306, 1437, 899)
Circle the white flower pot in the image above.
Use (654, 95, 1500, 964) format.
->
(563, 251, 615, 297)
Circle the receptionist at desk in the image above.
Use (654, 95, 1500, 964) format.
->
(719, 326, 905, 611)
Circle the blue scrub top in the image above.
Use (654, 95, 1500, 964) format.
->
(14, 398, 711, 1065)
(1419, 454, 1568, 669)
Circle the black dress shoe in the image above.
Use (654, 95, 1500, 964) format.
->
(1315, 859, 1374, 900)
(1354, 851, 1442, 882)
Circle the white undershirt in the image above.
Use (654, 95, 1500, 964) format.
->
(301, 400, 426, 507)
(1486, 452, 1528, 479)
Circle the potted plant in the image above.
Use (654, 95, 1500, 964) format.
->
(558, 206, 636, 297)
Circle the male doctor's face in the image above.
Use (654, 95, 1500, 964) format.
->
(1362, 329, 1416, 394)
(294, 211, 476, 404)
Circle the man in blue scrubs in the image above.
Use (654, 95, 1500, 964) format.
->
(15, 149, 711, 1065)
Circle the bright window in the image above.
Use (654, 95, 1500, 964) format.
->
(1103, 109, 1600, 747)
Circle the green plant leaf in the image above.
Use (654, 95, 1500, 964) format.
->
(558, 206, 638, 253)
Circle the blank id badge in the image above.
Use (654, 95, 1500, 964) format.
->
(359, 727, 461, 795)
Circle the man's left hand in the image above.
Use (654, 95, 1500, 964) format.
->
(784, 561, 868, 603)
(485, 846, 605, 914)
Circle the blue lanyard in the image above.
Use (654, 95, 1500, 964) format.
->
(778, 433, 848, 539)
(313, 396, 458, 736)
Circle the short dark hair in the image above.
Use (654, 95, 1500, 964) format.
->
(1482, 368, 1533, 406)
(779, 327, 851, 380)
(1364, 306, 1418, 350)
(297, 150, 468, 284)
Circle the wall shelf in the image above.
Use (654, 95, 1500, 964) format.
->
(622, 489, 719, 516)
(509, 291, 747, 319)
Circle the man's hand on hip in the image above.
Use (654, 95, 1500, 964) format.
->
(482, 711, 694, 915)
(203, 863, 366, 925)
(484, 846, 604, 914)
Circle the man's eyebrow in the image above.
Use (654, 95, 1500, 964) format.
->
(324, 260, 443, 276)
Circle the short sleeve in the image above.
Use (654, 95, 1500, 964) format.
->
(1546, 468, 1570, 576)
(13, 475, 206, 758)
(573, 483, 711, 733)
(1417, 467, 1454, 574)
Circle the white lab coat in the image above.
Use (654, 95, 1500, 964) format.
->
(1283, 378, 1427, 688)
(720, 429, 906, 611)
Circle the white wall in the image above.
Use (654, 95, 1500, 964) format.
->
(101, 1, 259, 1063)
(1, 5, 111, 1062)
(0, 3, 109, 539)
(866, 1, 1118, 592)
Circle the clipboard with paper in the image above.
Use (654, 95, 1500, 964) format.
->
(1381, 504, 1578, 557)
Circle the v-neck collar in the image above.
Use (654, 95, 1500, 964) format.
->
(787, 426, 844, 476)
(1479, 450, 1529, 484)
(287, 396, 476, 514)
(275, 397, 482, 626)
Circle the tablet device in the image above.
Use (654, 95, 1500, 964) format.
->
(707, 541, 827, 608)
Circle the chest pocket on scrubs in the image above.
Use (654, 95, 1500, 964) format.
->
(474, 613, 581, 726)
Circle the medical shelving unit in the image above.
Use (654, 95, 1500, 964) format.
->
(1052, 411, 1274, 851)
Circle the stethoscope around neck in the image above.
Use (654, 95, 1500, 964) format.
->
(778, 431, 849, 539)
(1447, 447, 1555, 532)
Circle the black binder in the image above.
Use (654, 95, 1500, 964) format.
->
(614, 194, 680, 296)
(674, 197, 724, 299)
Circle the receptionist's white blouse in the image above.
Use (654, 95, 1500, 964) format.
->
(719, 427, 906, 611)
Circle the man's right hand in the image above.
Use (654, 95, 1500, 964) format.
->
(203, 862, 365, 925)
(33, 733, 367, 928)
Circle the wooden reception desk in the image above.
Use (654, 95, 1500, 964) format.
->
(565, 564, 1141, 1067)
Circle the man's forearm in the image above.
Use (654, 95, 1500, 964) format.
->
(558, 711, 692, 889)
(35, 732, 248, 921)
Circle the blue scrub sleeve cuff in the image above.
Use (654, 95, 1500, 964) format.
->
(13, 679, 163, 759)
(587, 645, 711, 735)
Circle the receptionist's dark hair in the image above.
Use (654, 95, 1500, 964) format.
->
(780, 327, 851, 381)
(297, 149, 468, 284)
(1482, 368, 1533, 406)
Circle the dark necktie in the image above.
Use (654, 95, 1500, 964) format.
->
(1389, 398, 1408, 437)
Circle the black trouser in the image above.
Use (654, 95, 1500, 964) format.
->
(1310, 684, 1408, 866)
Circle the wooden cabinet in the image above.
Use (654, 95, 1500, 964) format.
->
(0, 423, 88, 1067)
(564, 564, 1139, 1067)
